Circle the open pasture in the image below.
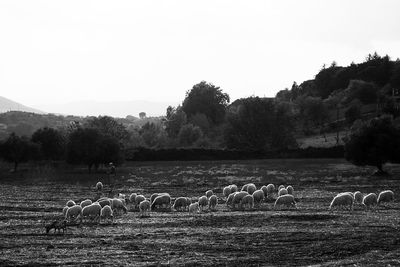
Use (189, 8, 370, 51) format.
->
(0, 159, 400, 266)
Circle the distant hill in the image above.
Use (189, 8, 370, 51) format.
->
(0, 96, 45, 114)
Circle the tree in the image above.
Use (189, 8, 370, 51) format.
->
(165, 106, 187, 138)
(66, 128, 123, 172)
(139, 122, 167, 148)
(31, 127, 66, 160)
(0, 133, 39, 172)
(85, 116, 129, 146)
(344, 80, 377, 104)
(139, 112, 146, 119)
(344, 115, 400, 174)
(344, 101, 362, 125)
(178, 124, 203, 147)
(297, 96, 329, 136)
(224, 97, 296, 150)
(182, 81, 230, 125)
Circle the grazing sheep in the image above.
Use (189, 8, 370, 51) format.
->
(223, 186, 231, 198)
(362, 193, 378, 209)
(226, 192, 236, 208)
(189, 202, 199, 213)
(278, 185, 285, 191)
(46, 220, 67, 234)
(339, 192, 354, 197)
(278, 188, 288, 197)
(62, 206, 69, 217)
(377, 190, 394, 205)
(329, 193, 353, 211)
(139, 200, 151, 216)
(252, 190, 265, 207)
(129, 193, 137, 204)
(354, 191, 363, 204)
(82, 203, 102, 223)
(274, 194, 297, 209)
(198, 196, 208, 211)
(208, 195, 218, 211)
(111, 198, 128, 215)
(100, 205, 113, 223)
(66, 200, 76, 207)
(65, 205, 82, 222)
(260, 185, 268, 197)
(80, 199, 93, 209)
(98, 198, 112, 208)
(151, 194, 171, 211)
(205, 190, 213, 199)
(266, 184, 275, 198)
(246, 183, 257, 195)
(241, 195, 254, 210)
(173, 197, 190, 211)
(232, 191, 249, 209)
(286, 185, 294, 195)
(241, 184, 249, 192)
(96, 181, 103, 191)
(230, 184, 238, 193)
(150, 193, 170, 205)
(134, 195, 146, 208)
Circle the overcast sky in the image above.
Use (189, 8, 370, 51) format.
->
(1, 0, 400, 116)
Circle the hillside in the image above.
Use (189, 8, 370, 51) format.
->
(0, 96, 45, 114)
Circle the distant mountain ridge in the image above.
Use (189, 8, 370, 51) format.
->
(0, 96, 45, 114)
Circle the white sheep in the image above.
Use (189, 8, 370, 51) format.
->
(134, 195, 146, 208)
(377, 190, 394, 205)
(189, 202, 199, 213)
(100, 205, 113, 223)
(139, 200, 151, 216)
(252, 189, 265, 207)
(223, 186, 231, 198)
(246, 183, 257, 195)
(66, 200, 76, 207)
(329, 193, 353, 211)
(62, 206, 69, 217)
(98, 198, 112, 208)
(362, 193, 378, 209)
(198, 196, 208, 211)
(65, 205, 82, 222)
(353, 191, 363, 204)
(208, 195, 218, 211)
(80, 199, 92, 209)
(96, 181, 103, 191)
(129, 193, 137, 204)
(278, 188, 288, 197)
(241, 184, 249, 192)
(278, 185, 285, 191)
(173, 197, 190, 211)
(286, 185, 294, 195)
(151, 194, 171, 211)
(260, 185, 268, 197)
(205, 190, 213, 199)
(111, 198, 128, 215)
(266, 184, 275, 198)
(230, 184, 238, 192)
(232, 191, 249, 209)
(274, 194, 297, 209)
(82, 203, 102, 223)
(226, 192, 236, 208)
(241, 195, 254, 210)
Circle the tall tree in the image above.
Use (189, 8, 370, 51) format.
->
(182, 81, 230, 125)
(31, 127, 66, 160)
(85, 116, 129, 146)
(344, 115, 400, 174)
(0, 133, 38, 172)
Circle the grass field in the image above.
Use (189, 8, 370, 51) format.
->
(0, 159, 400, 266)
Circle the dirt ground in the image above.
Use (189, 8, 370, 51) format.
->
(0, 159, 400, 266)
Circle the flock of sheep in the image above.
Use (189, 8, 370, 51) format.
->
(48, 181, 396, 233)
(329, 190, 395, 211)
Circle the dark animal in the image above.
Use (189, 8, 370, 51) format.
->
(46, 220, 67, 234)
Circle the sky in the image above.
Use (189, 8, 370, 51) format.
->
(1, 0, 400, 117)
